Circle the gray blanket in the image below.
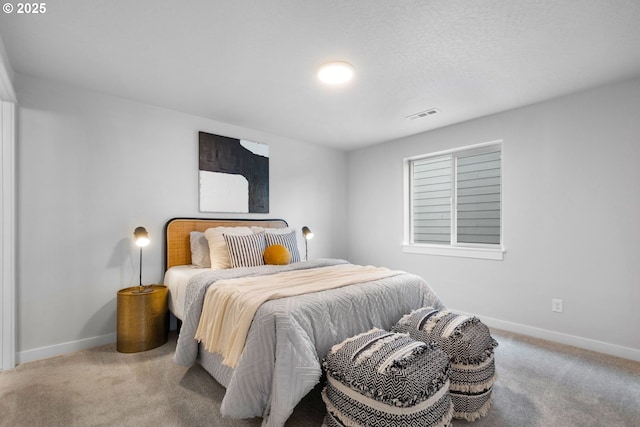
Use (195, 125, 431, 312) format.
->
(174, 259, 445, 427)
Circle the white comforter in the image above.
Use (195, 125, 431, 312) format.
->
(174, 259, 445, 427)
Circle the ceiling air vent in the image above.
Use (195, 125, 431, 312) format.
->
(405, 108, 440, 120)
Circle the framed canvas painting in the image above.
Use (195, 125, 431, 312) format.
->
(198, 131, 269, 213)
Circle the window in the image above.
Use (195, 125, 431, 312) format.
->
(403, 142, 504, 260)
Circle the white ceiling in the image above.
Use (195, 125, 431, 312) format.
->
(1, 0, 640, 150)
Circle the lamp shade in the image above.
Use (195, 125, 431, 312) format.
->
(134, 226, 149, 247)
(302, 226, 314, 240)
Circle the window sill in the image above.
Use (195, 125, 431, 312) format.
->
(402, 244, 505, 260)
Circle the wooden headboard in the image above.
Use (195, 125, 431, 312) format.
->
(164, 217, 288, 270)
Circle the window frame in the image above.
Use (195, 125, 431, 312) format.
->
(402, 140, 505, 260)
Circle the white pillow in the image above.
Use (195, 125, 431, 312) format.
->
(251, 226, 293, 235)
(204, 226, 253, 269)
(189, 231, 211, 268)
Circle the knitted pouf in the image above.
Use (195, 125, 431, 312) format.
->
(321, 328, 453, 427)
(393, 308, 498, 421)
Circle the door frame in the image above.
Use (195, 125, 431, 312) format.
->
(1, 100, 16, 370)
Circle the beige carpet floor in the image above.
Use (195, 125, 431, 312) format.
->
(1, 329, 639, 426)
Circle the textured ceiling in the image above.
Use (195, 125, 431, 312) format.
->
(1, 0, 640, 150)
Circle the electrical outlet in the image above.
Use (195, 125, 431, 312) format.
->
(552, 299, 563, 313)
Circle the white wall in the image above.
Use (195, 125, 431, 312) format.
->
(15, 74, 348, 362)
(15, 72, 640, 363)
(347, 77, 640, 360)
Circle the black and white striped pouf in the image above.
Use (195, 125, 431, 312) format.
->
(321, 328, 453, 427)
(393, 308, 498, 421)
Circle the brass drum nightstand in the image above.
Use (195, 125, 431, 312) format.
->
(117, 285, 169, 353)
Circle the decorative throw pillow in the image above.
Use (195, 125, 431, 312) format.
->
(204, 226, 253, 269)
(189, 231, 211, 268)
(264, 244, 291, 265)
(265, 230, 301, 263)
(223, 232, 267, 268)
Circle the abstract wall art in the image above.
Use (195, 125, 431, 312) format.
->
(198, 131, 269, 213)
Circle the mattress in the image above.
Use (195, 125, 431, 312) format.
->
(163, 265, 208, 320)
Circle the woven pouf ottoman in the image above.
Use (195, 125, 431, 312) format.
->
(321, 328, 453, 427)
(393, 308, 498, 421)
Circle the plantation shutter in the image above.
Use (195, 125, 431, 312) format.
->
(456, 149, 501, 244)
(412, 155, 452, 244)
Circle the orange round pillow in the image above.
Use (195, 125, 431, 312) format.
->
(263, 244, 291, 265)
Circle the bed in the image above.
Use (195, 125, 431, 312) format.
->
(164, 217, 445, 427)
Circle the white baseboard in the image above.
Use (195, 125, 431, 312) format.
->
(14, 313, 640, 365)
(452, 309, 640, 362)
(17, 332, 116, 365)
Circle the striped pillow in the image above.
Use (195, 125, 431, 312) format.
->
(223, 232, 267, 268)
(204, 226, 253, 270)
(265, 230, 301, 263)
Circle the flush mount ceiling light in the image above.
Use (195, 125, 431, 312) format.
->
(317, 61, 354, 85)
